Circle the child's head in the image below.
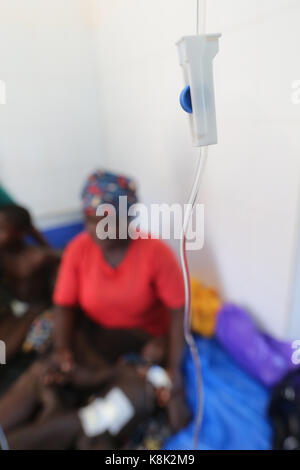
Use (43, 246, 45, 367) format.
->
(0, 204, 32, 248)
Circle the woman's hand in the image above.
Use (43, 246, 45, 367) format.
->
(43, 349, 74, 385)
(53, 348, 74, 373)
(141, 336, 167, 365)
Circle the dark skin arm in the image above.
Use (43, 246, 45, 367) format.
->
(52, 305, 75, 371)
(167, 306, 185, 388)
(141, 306, 190, 431)
(45, 307, 117, 387)
(166, 306, 191, 430)
(141, 306, 185, 389)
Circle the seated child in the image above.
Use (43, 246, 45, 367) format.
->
(0, 355, 184, 450)
(0, 305, 190, 450)
(0, 204, 59, 365)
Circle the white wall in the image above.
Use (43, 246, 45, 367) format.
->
(0, 0, 104, 225)
(90, 0, 300, 338)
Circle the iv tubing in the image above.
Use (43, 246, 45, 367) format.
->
(178, 0, 209, 449)
(179, 146, 208, 448)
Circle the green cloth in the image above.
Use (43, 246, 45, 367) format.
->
(0, 185, 16, 318)
(0, 185, 15, 207)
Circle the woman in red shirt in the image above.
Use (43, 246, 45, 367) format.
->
(53, 171, 186, 389)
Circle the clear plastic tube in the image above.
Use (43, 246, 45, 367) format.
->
(179, 146, 208, 448)
(196, 0, 207, 35)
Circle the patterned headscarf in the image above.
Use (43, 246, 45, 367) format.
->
(81, 170, 138, 215)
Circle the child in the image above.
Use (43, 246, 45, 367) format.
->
(0, 205, 59, 376)
(0, 355, 187, 450)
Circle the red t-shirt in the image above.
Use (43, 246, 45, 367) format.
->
(53, 232, 185, 336)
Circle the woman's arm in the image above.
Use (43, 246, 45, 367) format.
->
(140, 306, 185, 388)
(168, 306, 185, 390)
(141, 306, 190, 431)
(167, 306, 191, 431)
(53, 305, 74, 352)
(52, 305, 75, 371)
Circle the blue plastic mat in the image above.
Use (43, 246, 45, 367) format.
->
(43, 222, 84, 249)
(164, 337, 272, 450)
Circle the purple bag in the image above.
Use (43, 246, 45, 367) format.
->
(215, 304, 297, 387)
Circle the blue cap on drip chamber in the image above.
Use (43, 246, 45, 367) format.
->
(180, 85, 193, 114)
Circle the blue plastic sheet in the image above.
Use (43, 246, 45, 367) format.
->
(164, 337, 272, 450)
